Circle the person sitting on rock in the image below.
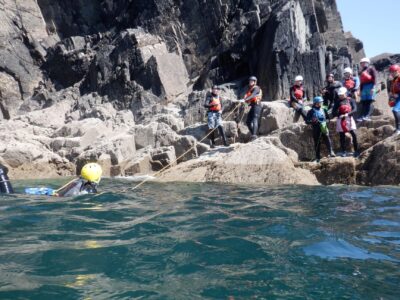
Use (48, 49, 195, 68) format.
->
(357, 57, 377, 122)
(388, 64, 400, 135)
(0, 164, 14, 194)
(342, 67, 360, 100)
(306, 96, 336, 162)
(56, 163, 102, 197)
(322, 73, 342, 110)
(289, 75, 308, 120)
(204, 85, 229, 148)
(239, 76, 262, 141)
(332, 87, 359, 157)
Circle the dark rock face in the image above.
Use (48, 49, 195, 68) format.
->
(0, 0, 368, 121)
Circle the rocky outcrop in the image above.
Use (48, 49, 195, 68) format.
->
(160, 137, 318, 185)
(357, 135, 400, 186)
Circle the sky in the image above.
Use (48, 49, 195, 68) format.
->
(336, 0, 400, 58)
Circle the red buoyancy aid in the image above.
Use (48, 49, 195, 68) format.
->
(391, 76, 400, 95)
(339, 99, 352, 133)
(344, 78, 356, 90)
(360, 69, 374, 84)
(293, 85, 304, 100)
(209, 96, 222, 111)
(245, 86, 263, 104)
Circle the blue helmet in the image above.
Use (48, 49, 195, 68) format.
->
(313, 96, 324, 104)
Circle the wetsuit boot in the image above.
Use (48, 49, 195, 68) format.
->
(209, 130, 216, 148)
(339, 132, 347, 157)
(350, 130, 359, 157)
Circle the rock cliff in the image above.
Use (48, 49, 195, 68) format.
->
(0, 0, 398, 186)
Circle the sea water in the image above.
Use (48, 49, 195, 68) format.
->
(0, 179, 399, 299)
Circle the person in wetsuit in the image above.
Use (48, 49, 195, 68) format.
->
(332, 87, 359, 157)
(0, 164, 14, 194)
(358, 57, 377, 121)
(204, 85, 229, 148)
(342, 67, 360, 100)
(239, 76, 262, 140)
(56, 163, 102, 197)
(388, 64, 400, 135)
(306, 96, 336, 162)
(289, 75, 308, 120)
(322, 73, 342, 110)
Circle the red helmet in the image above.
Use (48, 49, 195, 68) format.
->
(389, 64, 400, 73)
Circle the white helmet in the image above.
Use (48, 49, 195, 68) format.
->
(343, 67, 353, 74)
(295, 75, 303, 81)
(338, 87, 348, 96)
(360, 57, 370, 64)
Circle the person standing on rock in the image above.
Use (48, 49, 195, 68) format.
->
(204, 85, 229, 148)
(388, 64, 400, 135)
(289, 75, 308, 120)
(306, 96, 336, 163)
(239, 76, 262, 141)
(357, 57, 377, 122)
(342, 67, 360, 100)
(332, 87, 359, 157)
(322, 73, 342, 110)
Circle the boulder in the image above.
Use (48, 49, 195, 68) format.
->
(134, 122, 159, 149)
(160, 137, 318, 185)
(150, 146, 177, 171)
(298, 158, 357, 185)
(152, 114, 184, 131)
(273, 123, 316, 161)
(356, 135, 400, 186)
(259, 100, 303, 135)
(179, 121, 238, 144)
(123, 150, 153, 176)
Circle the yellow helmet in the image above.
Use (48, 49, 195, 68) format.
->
(80, 163, 102, 183)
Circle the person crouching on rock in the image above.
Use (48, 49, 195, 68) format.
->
(56, 163, 102, 197)
(357, 57, 377, 122)
(388, 64, 400, 135)
(239, 76, 262, 141)
(0, 164, 14, 194)
(289, 75, 308, 120)
(332, 87, 359, 157)
(204, 85, 229, 148)
(306, 96, 336, 162)
(322, 73, 342, 111)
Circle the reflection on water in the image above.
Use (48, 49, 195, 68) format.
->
(0, 180, 399, 299)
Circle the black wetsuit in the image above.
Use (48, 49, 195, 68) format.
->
(322, 81, 342, 110)
(306, 106, 334, 160)
(56, 178, 97, 197)
(0, 165, 13, 194)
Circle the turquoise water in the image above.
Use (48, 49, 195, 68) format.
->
(0, 180, 399, 300)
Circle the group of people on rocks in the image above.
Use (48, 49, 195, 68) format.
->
(205, 57, 400, 162)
